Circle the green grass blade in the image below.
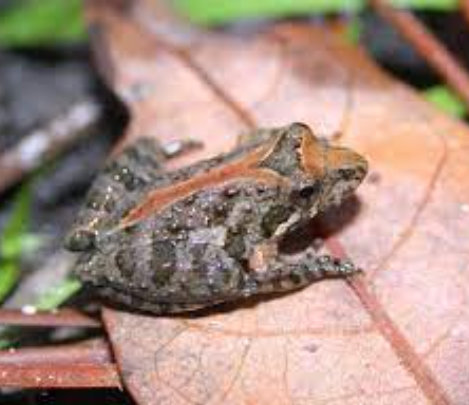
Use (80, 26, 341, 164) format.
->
(0, 262, 20, 302)
(0, 0, 85, 46)
(174, 0, 458, 25)
(345, 15, 363, 44)
(0, 183, 33, 302)
(1, 185, 31, 258)
(35, 278, 82, 311)
(423, 85, 466, 118)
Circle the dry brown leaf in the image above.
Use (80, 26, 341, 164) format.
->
(86, 1, 469, 404)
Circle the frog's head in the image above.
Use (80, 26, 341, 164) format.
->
(282, 123, 368, 217)
(313, 142, 368, 212)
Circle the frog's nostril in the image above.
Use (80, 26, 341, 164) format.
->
(65, 229, 96, 252)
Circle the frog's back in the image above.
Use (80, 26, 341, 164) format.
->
(65, 136, 266, 251)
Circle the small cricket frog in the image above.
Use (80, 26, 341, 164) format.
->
(65, 123, 368, 314)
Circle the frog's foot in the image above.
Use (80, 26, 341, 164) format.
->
(242, 252, 360, 297)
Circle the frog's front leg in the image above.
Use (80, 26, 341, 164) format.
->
(242, 246, 359, 297)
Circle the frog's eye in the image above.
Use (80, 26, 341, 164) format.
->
(65, 229, 96, 252)
(298, 182, 321, 199)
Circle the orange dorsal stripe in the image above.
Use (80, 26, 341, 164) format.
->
(120, 140, 289, 227)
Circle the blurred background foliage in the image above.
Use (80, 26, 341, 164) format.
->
(0, 0, 85, 45)
(0, 0, 465, 117)
(174, 0, 458, 24)
(0, 0, 460, 45)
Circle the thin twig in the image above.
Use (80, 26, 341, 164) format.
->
(0, 338, 112, 365)
(0, 364, 120, 388)
(0, 308, 100, 328)
(369, 0, 469, 111)
(0, 98, 101, 193)
(461, 0, 469, 27)
(0, 339, 121, 388)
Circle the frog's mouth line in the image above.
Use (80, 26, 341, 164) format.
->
(272, 212, 303, 238)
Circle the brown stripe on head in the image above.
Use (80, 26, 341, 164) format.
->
(297, 124, 326, 178)
(324, 144, 368, 175)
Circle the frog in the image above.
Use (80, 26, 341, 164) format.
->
(64, 122, 368, 314)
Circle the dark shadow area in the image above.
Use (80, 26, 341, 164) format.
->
(0, 388, 133, 405)
(362, 11, 469, 95)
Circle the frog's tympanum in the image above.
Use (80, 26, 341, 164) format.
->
(65, 123, 368, 314)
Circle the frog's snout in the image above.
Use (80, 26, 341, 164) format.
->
(352, 153, 368, 183)
(65, 229, 97, 252)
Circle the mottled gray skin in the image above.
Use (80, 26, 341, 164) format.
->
(65, 123, 368, 314)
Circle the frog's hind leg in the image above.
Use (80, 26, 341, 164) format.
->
(94, 136, 202, 206)
(95, 136, 202, 197)
(65, 138, 180, 251)
(243, 249, 360, 297)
